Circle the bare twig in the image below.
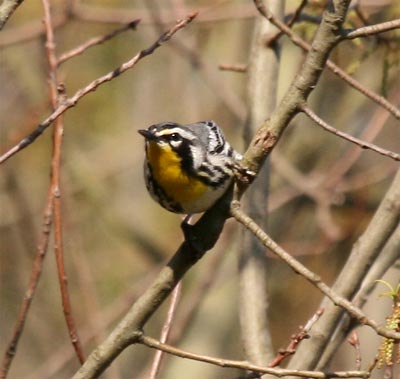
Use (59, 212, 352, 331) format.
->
(317, 225, 400, 369)
(57, 19, 141, 65)
(218, 63, 247, 72)
(265, 0, 309, 46)
(41, 0, 85, 364)
(0, 0, 24, 30)
(0, 189, 53, 379)
(71, 189, 232, 379)
(301, 104, 400, 161)
(324, 100, 394, 188)
(344, 19, 400, 39)
(230, 201, 400, 341)
(27, 268, 160, 379)
(347, 331, 362, 370)
(268, 308, 324, 368)
(0, 12, 198, 164)
(253, 0, 400, 120)
(149, 282, 182, 379)
(139, 334, 370, 378)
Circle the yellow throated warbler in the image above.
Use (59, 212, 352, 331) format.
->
(138, 121, 242, 214)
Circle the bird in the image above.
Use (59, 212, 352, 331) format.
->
(138, 120, 243, 215)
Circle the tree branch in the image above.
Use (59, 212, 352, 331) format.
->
(57, 19, 140, 65)
(0, 0, 24, 30)
(41, 0, 85, 364)
(138, 334, 370, 378)
(253, 0, 400, 120)
(230, 201, 400, 341)
(0, 12, 198, 165)
(343, 18, 400, 39)
(70, 190, 232, 379)
(287, 168, 400, 372)
(301, 104, 400, 161)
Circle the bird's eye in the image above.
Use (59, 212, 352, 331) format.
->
(169, 133, 181, 141)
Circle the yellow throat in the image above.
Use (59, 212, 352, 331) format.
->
(146, 142, 208, 204)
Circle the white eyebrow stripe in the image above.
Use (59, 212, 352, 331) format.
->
(155, 128, 195, 140)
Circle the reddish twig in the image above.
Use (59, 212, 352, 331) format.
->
(300, 104, 400, 162)
(0, 12, 197, 164)
(57, 19, 140, 65)
(218, 63, 247, 72)
(149, 282, 182, 379)
(42, 0, 85, 364)
(269, 308, 324, 367)
(347, 330, 362, 370)
(0, 189, 53, 379)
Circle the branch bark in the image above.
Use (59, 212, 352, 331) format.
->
(0, 0, 24, 30)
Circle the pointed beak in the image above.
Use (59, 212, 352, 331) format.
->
(138, 129, 157, 141)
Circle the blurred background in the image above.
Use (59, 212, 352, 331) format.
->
(0, 1, 399, 378)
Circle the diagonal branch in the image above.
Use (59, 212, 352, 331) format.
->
(301, 104, 400, 161)
(0, 0, 24, 30)
(253, 0, 400, 120)
(57, 19, 140, 65)
(230, 201, 400, 341)
(0, 12, 197, 165)
(70, 190, 232, 379)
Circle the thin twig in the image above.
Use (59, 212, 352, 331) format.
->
(230, 201, 400, 341)
(139, 334, 370, 378)
(324, 100, 394, 188)
(300, 104, 400, 161)
(268, 308, 324, 368)
(57, 19, 140, 65)
(253, 0, 400, 120)
(41, 0, 85, 364)
(0, 12, 197, 165)
(218, 63, 247, 72)
(0, 189, 53, 379)
(347, 331, 362, 370)
(149, 282, 182, 379)
(344, 18, 400, 39)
